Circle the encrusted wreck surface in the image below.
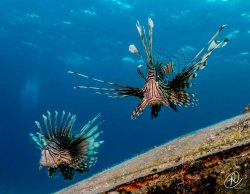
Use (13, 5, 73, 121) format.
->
(56, 112, 250, 194)
(242, 104, 250, 114)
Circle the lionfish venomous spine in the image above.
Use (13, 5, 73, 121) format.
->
(68, 18, 228, 119)
(30, 111, 103, 180)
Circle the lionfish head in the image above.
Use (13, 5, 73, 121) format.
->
(39, 140, 72, 168)
(40, 148, 59, 168)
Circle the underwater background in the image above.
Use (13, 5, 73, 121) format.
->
(0, 0, 250, 193)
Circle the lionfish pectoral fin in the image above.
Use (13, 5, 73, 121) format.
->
(208, 38, 229, 52)
(68, 70, 143, 99)
(162, 98, 179, 112)
(48, 167, 57, 177)
(68, 71, 130, 88)
(194, 36, 229, 70)
(166, 89, 197, 109)
(188, 24, 228, 66)
(131, 98, 148, 119)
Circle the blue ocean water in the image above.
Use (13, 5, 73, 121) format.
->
(0, 0, 249, 193)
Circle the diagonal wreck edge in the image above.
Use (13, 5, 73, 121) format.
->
(56, 112, 250, 194)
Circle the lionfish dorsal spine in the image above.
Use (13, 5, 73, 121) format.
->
(133, 18, 155, 68)
(30, 133, 42, 148)
(136, 21, 149, 59)
(63, 115, 76, 137)
(148, 17, 153, 62)
(59, 110, 66, 132)
(42, 114, 48, 131)
(47, 111, 52, 132)
(54, 110, 58, 130)
(35, 121, 42, 131)
(60, 112, 71, 136)
(80, 113, 101, 133)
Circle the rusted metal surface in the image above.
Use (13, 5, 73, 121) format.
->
(56, 113, 250, 194)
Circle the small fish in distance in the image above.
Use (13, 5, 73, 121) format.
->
(30, 111, 104, 180)
(68, 18, 228, 119)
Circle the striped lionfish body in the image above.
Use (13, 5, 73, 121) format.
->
(69, 18, 228, 119)
(30, 111, 103, 180)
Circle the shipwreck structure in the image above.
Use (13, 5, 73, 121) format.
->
(56, 110, 250, 194)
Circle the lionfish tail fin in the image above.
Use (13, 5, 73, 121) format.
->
(131, 98, 149, 119)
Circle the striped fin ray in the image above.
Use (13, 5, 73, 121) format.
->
(133, 18, 155, 68)
(95, 88, 143, 99)
(58, 111, 66, 134)
(167, 25, 228, 92)
(80, 113, 101, 135)
(42, 114, 50, 137)
(52, 110, 74, 137)
(67, 114, 104, 171)
(47, 111, 53, 136)
(162, 61, 174, 77)
(188, 24, 227, 66)
(61, 114, 76, 137)
(61, 112, 71, 136)
(32, 111, 76, 144)
(68, 71, 143, 99)
(136, 20, 150, 60)
(29, 133, 42, 148)
(68, 71, 135, 89)
(159, 80, 197, 108)
(148, 17, 154, 61)
(167, 90, 197, 107)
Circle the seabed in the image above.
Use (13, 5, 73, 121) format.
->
(56, 111, 250, 194)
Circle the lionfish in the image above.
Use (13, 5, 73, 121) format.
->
(30, 111, 103, 180)
(68, 18, 228, 119)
